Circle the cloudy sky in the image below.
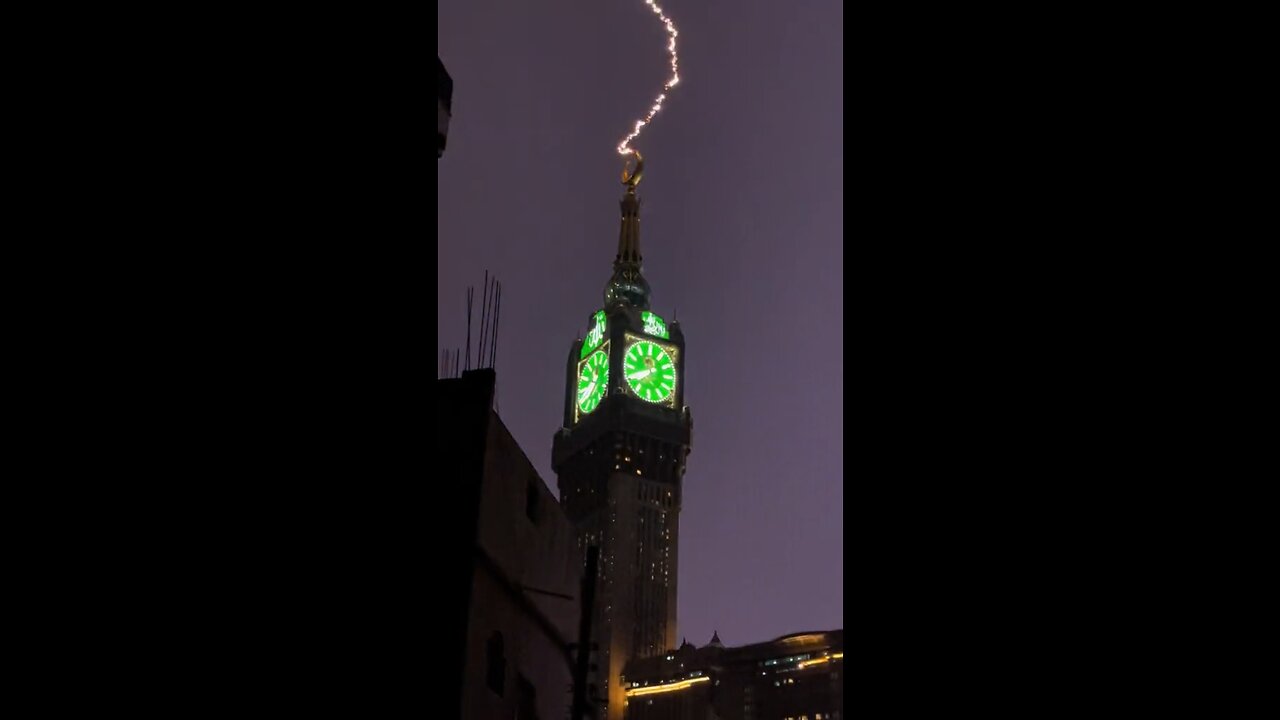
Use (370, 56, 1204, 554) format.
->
(439, 0, 842, 649)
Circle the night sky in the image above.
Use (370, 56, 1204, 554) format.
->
(439, 0, 842, 649)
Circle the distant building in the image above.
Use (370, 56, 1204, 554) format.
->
(621, 630, 844, 720)
(438, 57, 452, 158)
(440, 369, 580, 720)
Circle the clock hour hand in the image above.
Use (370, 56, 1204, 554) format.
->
(628, 368, 655, 381)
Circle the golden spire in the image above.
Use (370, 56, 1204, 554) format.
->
(605, 151, 651, 309)
(616, 151, 643, 267)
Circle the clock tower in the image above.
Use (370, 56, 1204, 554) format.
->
(552, 161, 693, 720)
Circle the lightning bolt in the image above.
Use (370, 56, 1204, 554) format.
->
(617, 0, 681, 158)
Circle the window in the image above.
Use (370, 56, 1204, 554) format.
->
(516, 674, 538, 720)
(486, 632, 505, 696)
(526, 480, 539, 523)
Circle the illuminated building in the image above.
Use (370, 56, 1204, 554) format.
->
(552, 163, 693, 720)
(440, 368, 581, 720)
(622, 630, 844, 720)
(438, 57, 452, 159)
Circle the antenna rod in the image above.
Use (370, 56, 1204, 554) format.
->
(490, 281, 502, 368)
(478, 271, 490, 367)
(492, 278, 500, 366)
(483, 275, 497, 368)
(455, 349, 460, 378)
(488, 282, 496, 368)
(465, 286, 473, 371)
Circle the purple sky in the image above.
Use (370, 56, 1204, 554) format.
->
(439, 0, 842, 649)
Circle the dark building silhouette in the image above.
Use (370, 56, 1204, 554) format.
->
(553, 173, 694, 720)
(438, 57, 452, 159)
(440, 369, 580, 720)
(621, 630, 844, 720)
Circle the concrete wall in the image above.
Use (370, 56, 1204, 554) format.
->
(460, 410, 580, 720)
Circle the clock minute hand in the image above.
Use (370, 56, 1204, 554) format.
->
(628, 368, 654, 381)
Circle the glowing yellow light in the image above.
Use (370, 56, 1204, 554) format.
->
(796, 652, 842, 669)
(624, 676, 709, 697)
(617, 0, 681, 157)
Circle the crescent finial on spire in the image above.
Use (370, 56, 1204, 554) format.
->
(622, 150, 644, 189)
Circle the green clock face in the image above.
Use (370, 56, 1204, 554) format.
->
(624, 340, 676, 404)
(576, 349, 608, 415)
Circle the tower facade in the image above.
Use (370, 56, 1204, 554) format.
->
(553, 170, 693, 720)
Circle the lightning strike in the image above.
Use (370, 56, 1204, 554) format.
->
(616, 0, 681, 158)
